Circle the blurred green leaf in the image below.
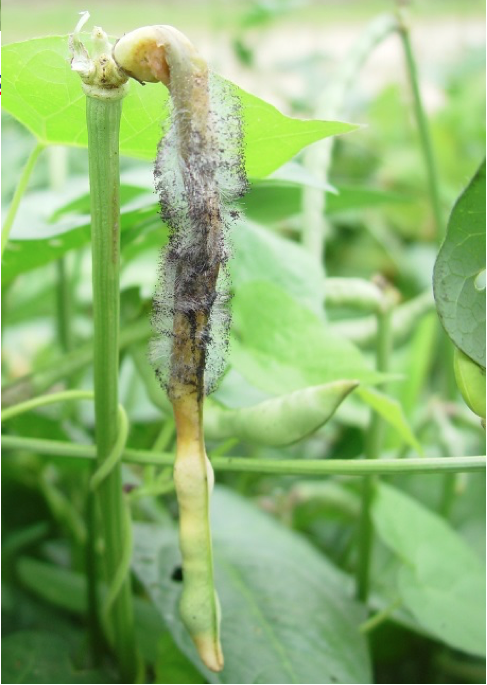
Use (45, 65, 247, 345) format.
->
(245, 183, 410, 223)
(17, 557, 168, 665)
(433, 159, 486, 367)
(155, 633, 206, 684)
(372, 483, 486, 658)
(2, 36, 356, 179)
(231, 219, 326, 315)
(2, 183, 160, 284)
(356, 387, 423, 455)
(231, 281, 386, 394)
(1, 631, 115, 683)
(133, 486, 371, 685)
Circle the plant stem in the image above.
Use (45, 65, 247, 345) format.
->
(1, 143, 45, 257)
(56, 258, 74, 353)
(2, 435, 485, 476)
(356, 301, 393, 603)
(359, 598, 402, 633)
(302, 14, 397, 266)
(86, 93, 136, 680)
(397, 10, 443, 241)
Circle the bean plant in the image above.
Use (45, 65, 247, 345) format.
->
(1, 3, 486, 684)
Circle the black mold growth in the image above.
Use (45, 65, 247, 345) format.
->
(151, 75, 248, 400)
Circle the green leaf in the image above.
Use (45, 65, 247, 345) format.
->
(205, 381, 359, 446)
(356, 386, 423, 455)
(1, 631, 115, 684)
(231, 219, 326, 316)
(155, 633, 207, 685)
(244, 183, 410, 224)
(433, 159, 486, 367)
(3, 36, 357, 179)
(16, 556, 168, 665)
(2, 183, 161, 284)
(372, 483, 486, 657)
(132, 486, 372, 684)
(231, 281, 385, 395)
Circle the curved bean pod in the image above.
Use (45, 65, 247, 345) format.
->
(205, 380, 359, 446)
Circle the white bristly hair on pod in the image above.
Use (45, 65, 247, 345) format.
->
(113, 26, 248, 674)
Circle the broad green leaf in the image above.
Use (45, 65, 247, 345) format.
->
(2, 36, 356, 179)
(372, 483, 486, 657)
(132, 486, 372, 685)
(1, 631, 115, 684)
(231, 281, 385, 395)
(356, 386, 423, 455)
(231, 219, 326, 316)
(205, 381, 358, 446)
(433, 159, 486, 367)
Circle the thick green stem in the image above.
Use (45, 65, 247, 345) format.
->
(2, 435, 485, 476)
(356, 304, 393, 603)
(1, 143, 45, 257)
(397, 12, 443, 241)
(86, 94, 136, 681)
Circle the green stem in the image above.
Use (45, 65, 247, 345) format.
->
(356, 303, 393, 603)
(2, 435, 485, 476)
(397, 11, 443, 241)
(86, 94, 136, 681)
(1, 143, 45, 257)
(359, 598, 402, 633)
(302, 14, 397, 264)
(1, 389, 94, 421)
(56, 258, 74, 353)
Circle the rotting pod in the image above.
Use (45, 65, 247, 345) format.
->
(114, 26, 248, 672)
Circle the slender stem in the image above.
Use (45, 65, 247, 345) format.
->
(302, 14, 397, 265)
(86, 94, 136, 681)
(356, 304, 393, 603)
(397, 11, 443, 241)
(2, 435, 485, 476)
(56, 258, 74, 353)
(359, 598, 402, 633)
(1, 143, 45, 257)
(1, 389, 94, 421)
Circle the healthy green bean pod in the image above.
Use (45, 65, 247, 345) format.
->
(205, 380, 359, 446)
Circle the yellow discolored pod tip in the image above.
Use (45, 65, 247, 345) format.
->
(194, 633, 224, 672)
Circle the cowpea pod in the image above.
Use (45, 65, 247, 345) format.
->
(205, 380, 359, 446)
(114, 24, 246, 672)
